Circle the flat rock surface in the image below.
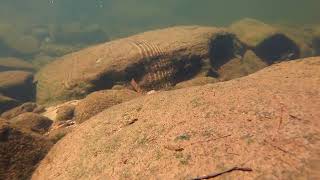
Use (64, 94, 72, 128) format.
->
(32, 57, 320, 180)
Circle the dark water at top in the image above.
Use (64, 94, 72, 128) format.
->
(0, 0, 319, 37)
(0, 0, 318, 63)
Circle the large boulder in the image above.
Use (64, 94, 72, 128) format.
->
(74, 89, 140, 124)
(0, 71, 36, 102)
(275, 24, 317, 57)
(32, 57, 320, 179)
(35, 26, 244, 105)
(0, 57, 35, 72)
(0, 121, 53, 180)
(229, 18, 302, 64)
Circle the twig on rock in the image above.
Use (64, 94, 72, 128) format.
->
(191, 166, 253, 180)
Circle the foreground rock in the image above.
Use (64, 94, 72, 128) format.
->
(0, 121, 53, 180)
(32, 57, 320, 179)
(36, 26, 244, 105)
(0, 71, 36, 102)
(74, 89, 140, 123)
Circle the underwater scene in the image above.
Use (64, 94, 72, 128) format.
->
(0, 1, 320, 180)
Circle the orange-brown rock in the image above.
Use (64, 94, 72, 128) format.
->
(74, 89, 140, 123)
(9, 112, 53, 134)
(32, 57, 320, 179)
(36, 26, 244, 105)
(0, 57, 35, 72)
(229, 18, 302, 64)
(1, 102, 38, 119)
(0, 71, 35, 102)
(0, 121, 53, 180)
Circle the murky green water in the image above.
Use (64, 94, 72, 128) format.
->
(0, 0, 319, 62)
(1, 0, 319, 35)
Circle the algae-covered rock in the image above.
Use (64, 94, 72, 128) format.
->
(36, 26, 244, 105)
(275, 24, 315, 58)
(9, 112, 53, 134)
(0, 57, 35, 72)
(1, 102, 38, 120)
(32, 57, 320, 180)
(0, 71, 35, 102)
(41, 100, 80, 122)
(56, 105, 75, 121)
(229, 18, 300, 64)
(74, 89, 140, 124)
(241, 50, 268, 74)
(0, 121, 53, 180)
(216, 50, 267, 81)
(229, 18, 278, 47)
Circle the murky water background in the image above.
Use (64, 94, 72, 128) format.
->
(0, 0, 318, 63)
(1, 0, 319, 36)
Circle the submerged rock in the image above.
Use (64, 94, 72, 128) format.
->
(229, 18, 301, 64)
(1, 102, 39, 120)
(9, 112, 53, 134)
(0, 57, 35, 72)
(55, 105, 75, 122)
(74, 89, 140, 124)
(0, 71, 36, 102)
(0, 94, 19, 114)
(41, 100, 80, 122)
(0, 121, 53, 180)
(32, 57, 320, 179)
(229, 18, 278, 48)
(215, 50, 267, 81)
(36, 26, 244, 105)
